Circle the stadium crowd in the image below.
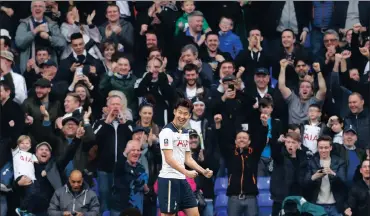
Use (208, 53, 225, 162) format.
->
(0, 1, 369, 216)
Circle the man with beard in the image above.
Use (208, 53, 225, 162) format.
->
(48, 170, 100, 216)
(199, 32, 232, 73)
(22, 78, 63, 143)
(177, 63, 211, 103)
(278, 59, 327, 125)
(344, 159, 370, 216)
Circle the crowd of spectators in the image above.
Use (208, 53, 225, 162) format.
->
(0, 1, 369, 216)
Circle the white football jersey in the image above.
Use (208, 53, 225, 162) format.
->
(12, 148, 37, 181)
(159, 123, 190, 179)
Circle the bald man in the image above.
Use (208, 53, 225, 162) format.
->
(48, 170, 100, 216)
(110, 140, 149, 215)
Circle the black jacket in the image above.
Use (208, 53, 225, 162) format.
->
(303, 154, 347, 212)
(270, 141, 309, 202)
(135, 72, 177, 127)
(345, 178, 370, 216)
(56, 52, 104, 85)
(216, 120, 268, 196)
(111, 154, 147, 211)
(0, 98, 25, 143)
(344, 109, 370, 149)
(92, 119, 133, 172)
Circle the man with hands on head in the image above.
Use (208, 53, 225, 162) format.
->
(214, 111, 269, 216)
(157, 99, 213, 216)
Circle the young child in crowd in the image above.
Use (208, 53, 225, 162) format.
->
(175, 0, 211, 36)
(218, 16, 243, 59)
(301, 104, 327, 155)
(13, 135, 38, 216)
(327, 115, 344, 144)
(13, 135, 38, 182)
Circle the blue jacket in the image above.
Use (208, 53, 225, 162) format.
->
(218, 31, 243, 59)
(111, 155, 148, 213)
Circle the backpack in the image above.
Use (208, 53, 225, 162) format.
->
(0, 161, 14, 190)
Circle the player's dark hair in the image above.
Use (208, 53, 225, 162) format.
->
(317, 135, 333, 146)
(309, 103, 321, 111)
(175, 98, 194, 112)
(71, 32, 83, 41)
(288, 124, 300, 131)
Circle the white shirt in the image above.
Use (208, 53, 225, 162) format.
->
(1, 71, 27, 104)
(159, 123, 190, 179)
(345, 0, 360, 30)
(333, 131, 343, 145)
(186, 87, 197, 99)
(12, 148, 37, 181)
(116, 1, 131, 17)
(303, 124, 321, 153)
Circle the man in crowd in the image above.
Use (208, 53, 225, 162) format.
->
(48, 170, 100, 216)
(278, 60, 327, 125)
(15, 0, 65, 73)
(303, 136, 346, 216)
(0, 50, 27, 104)
(344, 159, 370, 216)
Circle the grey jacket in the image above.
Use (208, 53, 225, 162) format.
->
(98, 18, 134, 53)
(48, 184, 100, 216)
(15, 16, 66, 73)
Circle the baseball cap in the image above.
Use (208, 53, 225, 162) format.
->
(35, 142, 52, 151)
(222, 75, 236, 83)
(0, 50, 14, 62)
(344, 125, 357, 135)
(62, 116, 80, 126)
(188, 129, 199, 137)
(133, 126, 150, 135)
(255, 67, 269, 75)
(34, 78, 51, 88)
(0, 29, 11, 39)
(39, 59, 57, 68)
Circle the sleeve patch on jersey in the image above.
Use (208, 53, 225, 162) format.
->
(164, 139, 169, 146)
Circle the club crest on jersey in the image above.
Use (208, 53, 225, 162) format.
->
(164, 139, 169, 146)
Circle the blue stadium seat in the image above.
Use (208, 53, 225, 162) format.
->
(215, 194, 228, 211)
(216, 209, 228, 216)
(258, 192, 273, 207)
(91, 178, 99, 197)
(214, 177, 228, 195)
(257, 177, 271, 191)
(259, 207, 272, 216)
(102, 211, 110, 216)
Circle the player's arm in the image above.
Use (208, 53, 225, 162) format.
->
(185, 151, 206, 175)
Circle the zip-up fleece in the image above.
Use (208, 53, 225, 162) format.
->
(217, 122, 268, 196)
(93, 119, 133, 172)
(48, 183, 100, 216)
